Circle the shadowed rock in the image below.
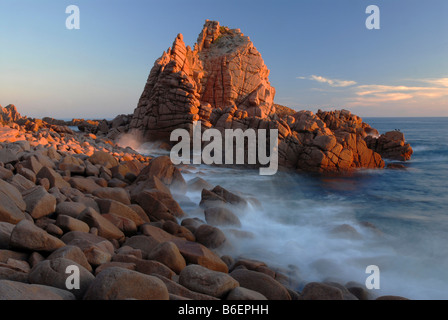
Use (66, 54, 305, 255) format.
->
(179, 264, 239, 298)
(10, 220, 65, 253)
(0, 280, 75, 300)
(83, 267, 169, 300)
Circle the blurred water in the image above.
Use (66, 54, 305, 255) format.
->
(139, 117, 448, 300)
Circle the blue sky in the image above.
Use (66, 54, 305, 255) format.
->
(0, 0, 447, 119)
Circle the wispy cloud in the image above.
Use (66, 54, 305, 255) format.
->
(352, 79, 448, 105)
(297, 75, 357, 87)
(295, 75, 448, 115)
(418, 77, 448, 88)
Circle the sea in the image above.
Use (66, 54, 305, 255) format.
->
(138, 117, 448, 300)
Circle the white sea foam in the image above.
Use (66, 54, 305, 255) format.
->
(177, 165, 448, 300)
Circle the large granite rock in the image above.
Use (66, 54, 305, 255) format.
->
(130, 20, 275, 141)
(0, 105, 23, 124)
(365, 130, 413, 161)
(126, 20, 410, 173)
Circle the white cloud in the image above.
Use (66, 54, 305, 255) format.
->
(337, 78, 447, 114)
(295, 74, 448, 115)
(297, 75, 357, 87)
(353, 80, 448, 104)
(295, 75, 448, 116)
(417, 77, 448, 88)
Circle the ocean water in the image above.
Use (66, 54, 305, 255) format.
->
(139, 117, 448, 300)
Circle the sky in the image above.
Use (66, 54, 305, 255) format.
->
(0, 0, 447, 119)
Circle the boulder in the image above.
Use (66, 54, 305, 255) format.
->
(345, 281, 377, 300)
(0, 250, 29, 263)
(0, 267, 29, 283)
(135, 190, 179, 222)
(10, 174, 35, 192)
(365, 130, 413, 161)
(17, 167, 37, 183)
(226, 287, 268, 300)
(140, 224, 178, 243)
(187, 177, 213, 192)
(200, 189, 226, 208)
(152, 274, 218, 300)
(230, 269, 291, 300)
(129, 21, 275, 141)
(36, 166, 71, 189)
(102, 213, 137, 235)
(29, 258, 95, 299)
(0, 180, 27, 224)
(181, 217, 205, 233)
(78, 207, 125, 241)
(22, 186, 57, 219)
(55, 201, 88, 218)
(204, 207, 241, 227)
(49, 187, 68, 204)
(123, 235, 160, 259)
(60, 231, 114, 248)
(128, 204, 150, 224)
(69, 240, 112, 267)
(129, 175, 171, 200)
(115, 246, 143, 259)
(171, 239, 228, 273)
(210, 186, 247, 207)
(94, 262, 136, 276)
(0, 280, 76, 300)
(22, 155, 43, 174)
(10, 220, 65, 252)
(162, 221, 195, 242)
(147, 241, 186, 274)
(47, 245, 92, 272)
(83, 267, 169, 300)
(88, 151, 119, 169)
(58, 155, 85, 175)
(45, 223, 63, 237)
(0, 258, 30, 273)
(56, 215, 90, 233)
(300, 282, 344, 300)
(92, 187, 131, 205)
(69, 177, 103, 194)
(179, 264, 239, 298)
(194, 224, 226, 249)
(85, 161, 100, 176)
(112, 254, 176, 279)
(0, 166, 13, 179)
(96, 199, 145, 226)
(0, 222, 14, 249)
(136, 156, 186, 192)
(324, 281, 359, 300)
(0, 149, 19, 164)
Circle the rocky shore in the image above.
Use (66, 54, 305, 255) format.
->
(0, 20, 413, 300)
(0, 104, 410, 300)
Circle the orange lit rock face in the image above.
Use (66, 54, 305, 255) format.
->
(130, 20, 276, 141)
(365, 130, 413, 161)
(129, 20, 409, 173)
(196, 22, 275, 117)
